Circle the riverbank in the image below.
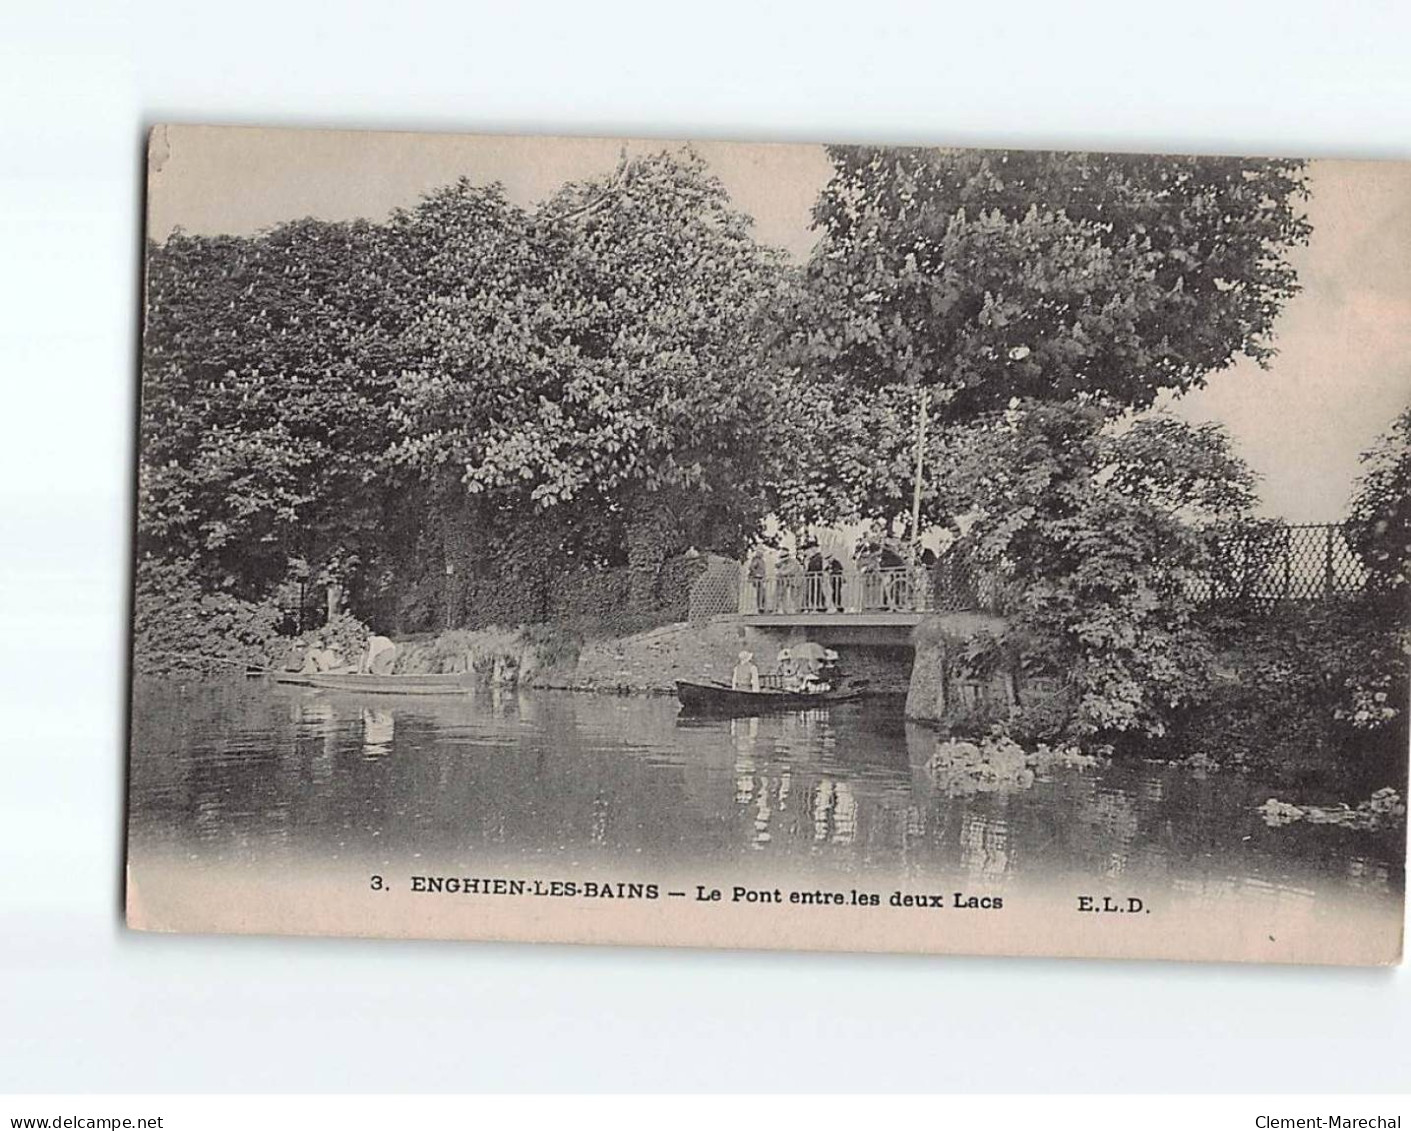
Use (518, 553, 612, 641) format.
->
(381, 617, 748, 695)
(132, 608, 1408, 837)
(135, 594, 1408, 820)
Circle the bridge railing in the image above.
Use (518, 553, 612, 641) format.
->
(733, 522, 1366, 619)
(742, 565, 976, 615)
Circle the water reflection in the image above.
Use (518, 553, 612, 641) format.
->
(362, 709, 395, 759)
(128, 680, 1405, 910)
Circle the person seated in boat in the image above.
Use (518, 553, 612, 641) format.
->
(790, 642, 832, 693)
(278, 639, 307, 672)
(731, 650, 760, 692)
(298, 635, 327, 674)
(776, 647, 800, 690)
(300, 633, 354, 674)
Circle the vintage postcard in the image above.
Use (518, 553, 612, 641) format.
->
(127, 124, 1408, 964)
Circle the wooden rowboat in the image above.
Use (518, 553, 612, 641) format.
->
(273, 671, 474, 695)
(674, 678, 862, 714)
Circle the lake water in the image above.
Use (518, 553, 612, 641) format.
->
(128, 679, 1404, 920)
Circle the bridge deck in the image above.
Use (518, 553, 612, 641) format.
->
(741, 611, 927, 628)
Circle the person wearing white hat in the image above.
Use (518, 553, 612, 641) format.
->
(731, 650, 760, 692)
(777, 647, 801, 691)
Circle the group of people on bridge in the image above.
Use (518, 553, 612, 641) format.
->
(742, 538, 954, 616)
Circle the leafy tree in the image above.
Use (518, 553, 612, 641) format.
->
(935, 402, 1258, 736)
(538, 149, 794, 601)
(140, 153, 798, 635)
(1347, 405, 1411, 597)
(784, 147, 1310, 526)
(380, 180, 574, 625)
(391, 150, 794, 614)
(805, 146, 1309, 408)
(140, 219, 412, 603)
(387, 179, 569, 488)
(1334, 405, 1411, 736)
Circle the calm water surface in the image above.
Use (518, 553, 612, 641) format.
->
(128, 680, 1404, 908)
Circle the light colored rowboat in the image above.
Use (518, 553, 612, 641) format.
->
(273, 671, 474, 695)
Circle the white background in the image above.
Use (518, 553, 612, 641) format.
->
(2, 0, 1409, 1094)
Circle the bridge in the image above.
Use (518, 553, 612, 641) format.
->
(680, 558, 1008, 697)
(688, 521, 1366, 629)
(684, 521, 1367, 705)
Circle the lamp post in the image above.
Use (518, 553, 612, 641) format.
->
(910, 385, 929, 570)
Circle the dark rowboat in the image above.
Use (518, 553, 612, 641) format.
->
(674, 678, 861, 714)
(273, 671, 474, 696)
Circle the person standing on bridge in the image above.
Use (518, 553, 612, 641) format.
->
(918, 546, 938, 612)
(857, 541, 882, 609)
(804, 544, 826, 612)
(879, 541, 906, 608)
(777, 550, 804, 615)
(746, 550, 768, 613)
(826, 555, 845, 612)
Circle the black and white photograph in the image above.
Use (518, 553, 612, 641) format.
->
(123, 124, 1408, 965)
(12, 0, 1411, 1115)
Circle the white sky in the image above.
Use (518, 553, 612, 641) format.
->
(149, 125, 1411, 522)
(1159, 160, 1411, 521)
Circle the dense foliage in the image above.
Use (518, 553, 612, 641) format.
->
(803, 147, 1309, 408)
(388, 153, 793, 615)
(779, 147, 1310, 525)
(140, 148, 792, 635)
(930, 403, 1259, 736)
(140, 219, 412, 603)
(1157, 407, 1411, 779)
(1338, 406, 1411, 737)
(763, 145, 1319, 741)
(131, 555, 287, 675)
(1347, 406, 1411, 597)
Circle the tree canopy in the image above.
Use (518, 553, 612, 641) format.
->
(781, 146, 1310, 530)
(391, 152, 791, 536)
(139, 218, 412, 600)
(1347, 405, 1411, 597)
(801, 146, 1310, 411)
(931, 402, 1258, 735)
(139, 147, 795, 625)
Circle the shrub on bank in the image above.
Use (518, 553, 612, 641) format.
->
(132, 555, 287, 676)
(1160, 601, 1409, 787)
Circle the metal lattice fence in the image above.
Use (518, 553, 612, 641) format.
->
(1193, 522, 1367, 606)
(687, 554, 743, 623)
(931, 549, 993, 613)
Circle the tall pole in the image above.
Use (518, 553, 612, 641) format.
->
(910, 385, 929, 568)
